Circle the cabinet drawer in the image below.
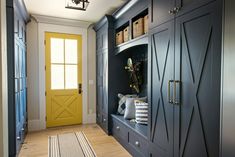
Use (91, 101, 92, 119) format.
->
(128, 130, 149, 157)
(96, 111, 102, 124)
(101, 114, 108, 130)
(112, 119, 128, 144)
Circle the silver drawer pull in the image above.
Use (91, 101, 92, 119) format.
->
(17, 136, 21, 140)
(21, 128, 25, 131)
(103, 118, 106, 122)
(135, 141, 140, 147)
(116, 126, 120, 130)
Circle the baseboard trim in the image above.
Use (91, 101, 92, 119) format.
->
(28, 114, 96, 131)
(86, 113, 96, 124)
(28, 119, 41, 131)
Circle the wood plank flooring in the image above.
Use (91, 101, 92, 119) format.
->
(19, 124, 131, 157)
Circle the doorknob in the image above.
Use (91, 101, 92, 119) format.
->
(78, 83, 83, 94)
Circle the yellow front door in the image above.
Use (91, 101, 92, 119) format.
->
(45, 32, 82, 128)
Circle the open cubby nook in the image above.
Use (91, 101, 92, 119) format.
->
(115, 45, 148, 97)
(115, 7, 148, 54)
(111, 45, 149, 155)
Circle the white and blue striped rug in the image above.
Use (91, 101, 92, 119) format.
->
(49, 132, 97, 157)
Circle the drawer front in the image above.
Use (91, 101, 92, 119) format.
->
(128, 130, 149, 157)
(112, 119, 128, 144)
(101, 114, 108, 131)
(96, 111, 102, 124)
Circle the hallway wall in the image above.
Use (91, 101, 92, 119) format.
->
(27, 17, 40, 121)
(26, 15, 96, 131)
(87, 25, 96, 115)
(0, 0, 9, 156)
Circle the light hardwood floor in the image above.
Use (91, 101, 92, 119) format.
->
(19, 124, 131, 157)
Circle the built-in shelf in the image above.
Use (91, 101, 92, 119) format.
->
(115, 33, 148, 55)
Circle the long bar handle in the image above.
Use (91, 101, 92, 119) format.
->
(168, 80, 174, 104)
(173, 80, 181, 105)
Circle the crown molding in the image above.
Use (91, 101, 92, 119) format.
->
(14, 0, 30, 22)
(112, 0, 138, 19)
(32, 14, 92, 28)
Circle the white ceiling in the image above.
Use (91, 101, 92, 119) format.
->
(23, 0, 129, 22)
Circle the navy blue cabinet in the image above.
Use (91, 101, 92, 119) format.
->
(148, 20, 175, 157)
(149, 1, 222, 157)
(94, 16, 115, 134)
(174, 3, 222, 157)
(7, 0, 29, 156)
(149, 0, 219, 29)
(94, 15, 132, 134)
(95, 0, 223, 157)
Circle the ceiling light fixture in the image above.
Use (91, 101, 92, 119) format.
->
(65, 0, 89, 11)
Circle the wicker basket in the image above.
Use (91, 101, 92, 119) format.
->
(123, 26, 129, 42)
(144, 15, 148, 34)
(133, 18, 144, 38)
(116, 31, 124, 45)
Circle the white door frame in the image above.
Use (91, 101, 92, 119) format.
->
(38, 22, 89, 129)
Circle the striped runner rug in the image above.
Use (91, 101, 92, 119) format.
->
(49, 132, 97, 157)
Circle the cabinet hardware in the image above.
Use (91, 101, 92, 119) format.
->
(168, 80, 174, 103)
(103, 118, 106, 122)
(21, 128, 25, 131)
(173, 7, 181, 13)
(173, 80, 181, 105)
(169, 7, 181, 15)
(17, 136, 21, 140)
(168, 9, 174, 15)
(135, 141, 140, 147)
(116, 126, 120, 130)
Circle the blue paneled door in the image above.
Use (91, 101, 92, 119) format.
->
(14, 40, 22, 151)
(14, 20, 27, 152)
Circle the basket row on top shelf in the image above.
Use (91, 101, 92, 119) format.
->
(116, 15, 149, 46)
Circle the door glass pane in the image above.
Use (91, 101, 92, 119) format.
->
(65, 65, 77, 89)
(51, 38, 64, 63)
(65, 39, 77, 64)
(51, 64, 64, 89)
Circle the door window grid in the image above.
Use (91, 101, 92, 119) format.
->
(50, 38, 78, 90)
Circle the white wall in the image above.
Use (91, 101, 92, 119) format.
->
(87, 25, 96, 115)
(26, 15, 97, 131)
(27, 17, 40, 121)
(0, 0, 9, 156)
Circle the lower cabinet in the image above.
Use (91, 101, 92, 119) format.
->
(112, 115, 148, 157)
(128, 130, 149, 157)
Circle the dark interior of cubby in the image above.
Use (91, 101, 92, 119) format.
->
(116, 21, 129, 34)
(132, 8, 148, 23)
(116, 45, 148, 98)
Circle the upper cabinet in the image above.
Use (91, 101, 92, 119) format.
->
(175, 0, 216, 16)
(150, 0, 217, 28)
(149, 0, 175, 28)
(94, 15, 114, 52)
